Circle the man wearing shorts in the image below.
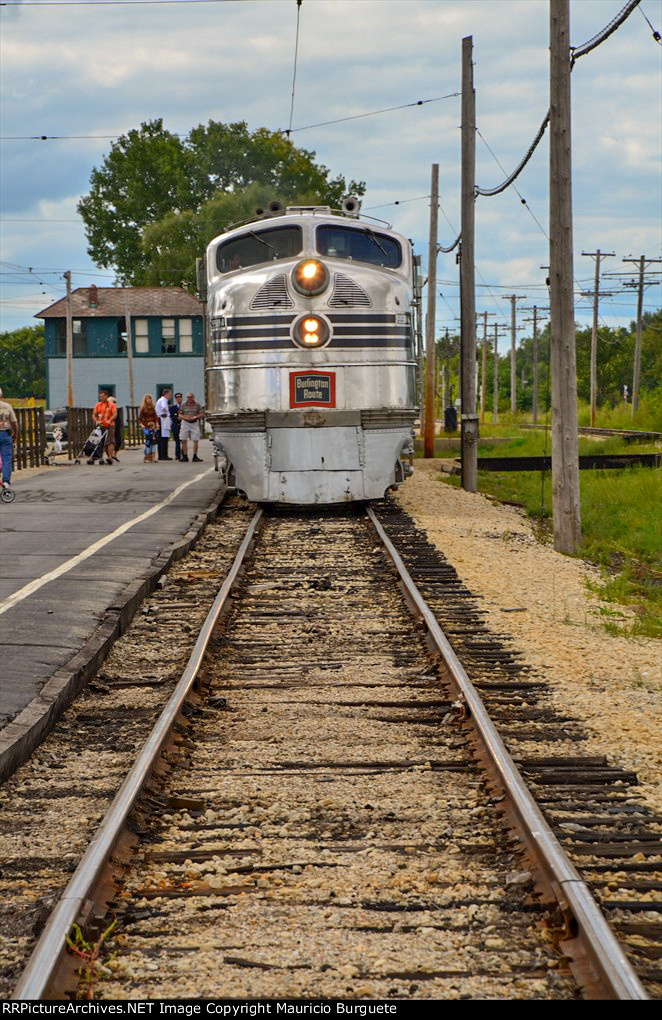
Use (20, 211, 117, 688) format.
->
(179, 392, 205, 463)
(93, 389, 118, 465)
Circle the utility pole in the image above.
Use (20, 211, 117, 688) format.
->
(622, 255, 662, 416)
(549, 0, 581, 553)
(424, 164, 439, 458)
(492, 322, 508, 424)
(581, 250, 614, 425)
(479, 311, 495, 423)
(522, 305, 549, 425)
(460, 35, 477, 492)
(507, 294, 526, 413)
(64, 271, 73, 408)
(123, 286, 136, 409)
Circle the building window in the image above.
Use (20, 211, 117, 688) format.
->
(161, 319, 176, 354)
(179, 318, 193, 353)
(97, 384, 116, 398)
(119, 317, 128, 354)
(157, 383, 173, 399)
(135, 319, 149, 354)
(55, 319, 87, 355)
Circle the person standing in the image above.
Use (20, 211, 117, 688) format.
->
(93, 389, 118, 465)
(155, 388, 173, 461)
(109, 396, 123, 462)
(171, 391, 183, 461)
(179, 392, 205, 463)
(0, 387, 18, 490)
(138, 394, 158, 463)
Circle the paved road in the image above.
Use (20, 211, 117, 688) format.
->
(0, 449, 223, 726)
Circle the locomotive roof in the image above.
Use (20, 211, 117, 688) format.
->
(208, 210, 408, 249)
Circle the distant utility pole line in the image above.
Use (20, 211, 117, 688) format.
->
(581, 250, 614, 426)
(523, 305, 549, 425)
(506, 294, 526, 412)
(622, 255, 662, 416)
(549, 0, 581, 554)
(424, 163, 439, 458)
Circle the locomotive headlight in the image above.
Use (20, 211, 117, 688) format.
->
(292, 313, 330, 349)
(292, 258, 329, 296)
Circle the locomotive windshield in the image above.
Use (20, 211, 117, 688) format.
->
(316, 225, 402, 269)
(216, 226, 302, 273)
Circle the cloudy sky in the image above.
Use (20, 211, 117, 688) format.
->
(1, 0, 660, 345)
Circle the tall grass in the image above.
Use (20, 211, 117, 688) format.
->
(439, 464, 662, 638)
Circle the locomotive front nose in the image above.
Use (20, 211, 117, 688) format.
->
(292, 258, 329, 296)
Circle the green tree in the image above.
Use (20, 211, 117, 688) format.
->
(78, 119, 365, 284)
(0, 325, 45, 398)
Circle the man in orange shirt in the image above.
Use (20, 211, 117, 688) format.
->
(93, 389, 118, 465)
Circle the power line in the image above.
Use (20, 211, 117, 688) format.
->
(0, 0, 243, 6)
(0, 93, 460, 142)
(638, 3, 662, 44)
(475, 0, 642, 198)
(475, 127, 549, 238)
(285, 1, 303, 139)
(289, 93, 459, 135)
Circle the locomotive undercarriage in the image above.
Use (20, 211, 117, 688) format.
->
(210, 410, 415, 503)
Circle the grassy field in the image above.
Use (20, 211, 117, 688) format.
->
(436, 433, 661, 639)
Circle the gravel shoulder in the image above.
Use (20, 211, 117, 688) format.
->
(395, 462, 661, 813)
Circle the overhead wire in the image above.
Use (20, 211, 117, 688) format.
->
(475, 0, 643, 198)
(638, 4, 662, 44)
(285, 1, 303, 139)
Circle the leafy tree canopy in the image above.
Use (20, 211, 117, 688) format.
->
(0, 325, 46, 399)
(78, 119, 365, 284)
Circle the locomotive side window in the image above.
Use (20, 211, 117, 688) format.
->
(316, 225, 402, 269)
(216, 226, 302, 273)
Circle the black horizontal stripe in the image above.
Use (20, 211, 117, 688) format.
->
(327, 313, 401, 323)
(226, 326, 291, 339)
(227, 314, 296, 327)
(332, 325, 410, 337)
(214, 336, 411, 351)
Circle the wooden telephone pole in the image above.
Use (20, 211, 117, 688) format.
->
(479, 311, 495, 423)
(424, 164, 439, 458)
(123, 286, 136, 409)
(460, 35, 477, 492)
(549, 0, 580, 553)
(492, 322, 508, 424)
(581, 250, 614, 426)
(507, 294, 526, 412)
(64, 271, 73, 408)
(522, 305, 549, 425)
(622, 255, 662, 416)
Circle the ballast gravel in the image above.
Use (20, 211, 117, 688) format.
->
(395, 463, 661, 812)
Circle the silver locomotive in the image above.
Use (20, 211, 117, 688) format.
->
(205, 198, 419, 504)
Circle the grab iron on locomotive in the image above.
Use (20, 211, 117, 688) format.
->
(204, 197, 421, 504)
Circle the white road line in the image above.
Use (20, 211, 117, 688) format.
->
(0, 468, 214, 617)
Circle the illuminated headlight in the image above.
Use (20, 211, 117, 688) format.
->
(292, 258, 329, 296)
(292, 313, 330, 349)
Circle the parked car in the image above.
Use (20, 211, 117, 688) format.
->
(45, 407, 68, 442)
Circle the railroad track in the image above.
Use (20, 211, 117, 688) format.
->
(8, 501, 660, 1000)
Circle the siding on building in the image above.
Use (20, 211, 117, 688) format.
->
(47, 356, 205, 409)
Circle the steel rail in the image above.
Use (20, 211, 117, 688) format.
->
(13, 508, 264, 1001)
(366, 506, 648, 1001)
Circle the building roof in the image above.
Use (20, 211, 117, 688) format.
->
(36, 287, 203, 319)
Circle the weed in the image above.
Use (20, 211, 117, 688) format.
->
(66, 919, 117, 1000)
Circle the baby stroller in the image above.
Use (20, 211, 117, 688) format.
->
(0, 447, 15, 503)
(44, 425, 64, 466)
(74, 425, 107, 465)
